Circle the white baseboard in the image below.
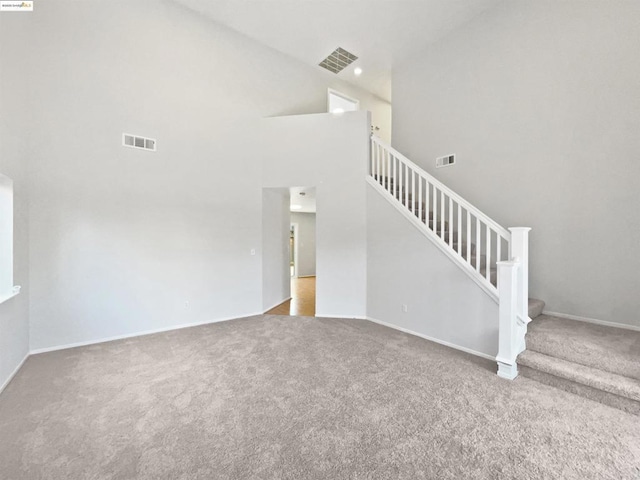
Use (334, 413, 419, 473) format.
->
(542, 310, 640, 332)
(29, 312, 263, 355)
(0, 352, 29, 395)
(364, 316, 496, 362)
(263, 297, 292, 314)
(316, 314, 367, 320)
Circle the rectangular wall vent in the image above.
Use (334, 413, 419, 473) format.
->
(123, 133, 156, 152)
(319, 47, 358, 74)
(436, 154, 455, 168)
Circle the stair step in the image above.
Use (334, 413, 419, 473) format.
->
(518, 350, 640, 415)
(526, 315, 640, 381)
(528, 298, 545, 319)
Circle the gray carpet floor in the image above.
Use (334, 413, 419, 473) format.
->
(1, 315, 639, 479)
(526, 315, 640, 380)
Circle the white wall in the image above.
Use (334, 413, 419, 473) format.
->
(0, 13, 31, 389)
(262, 112, 370, 318)
(262, 189, 291, 311)
(20, 0, 390, 351)
(392, 1, 640, 328)
(367, 186, 499, 357)
(291, 212, 316, 277)
(0, 175, 13, 297)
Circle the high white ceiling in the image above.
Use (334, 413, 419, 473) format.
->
(172, 0, 501, 101)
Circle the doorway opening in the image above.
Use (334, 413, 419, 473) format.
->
(266, 186, 316, 317)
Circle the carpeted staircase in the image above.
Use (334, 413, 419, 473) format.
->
(519, 304, 640, 415)
(374, 173, 640, 416)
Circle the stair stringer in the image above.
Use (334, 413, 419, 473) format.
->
(367, 176, 498, 304)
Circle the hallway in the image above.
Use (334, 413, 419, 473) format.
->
(266, 276, 316, 317)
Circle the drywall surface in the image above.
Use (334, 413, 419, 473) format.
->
(0, 14, 31, 390)
(24, 0, 388, 350)
(367, 185, 499, 357)
(262, 189, 291, 311)
(392, 1, 640, 327)
(291, 212, 316, 277)
(262, 112, 369, 318)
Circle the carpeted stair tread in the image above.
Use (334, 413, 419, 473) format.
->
(528, 298, 545, 319)
(526, 315, 640, 381)
(518, 350, 640, 404)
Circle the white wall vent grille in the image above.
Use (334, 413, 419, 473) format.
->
(319, 47, 358, 74)
(436, 154, 455, 168)
(123, 133, 156, 152)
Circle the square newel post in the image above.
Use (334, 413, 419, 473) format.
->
(496, 260, 519, 380)
(509, 227, 531, 325)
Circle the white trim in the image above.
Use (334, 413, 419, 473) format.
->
(497, 361, 518, 380)
(367, 177, 499, 304)
(316, 314, 367, 320)
(29, 312, 263, 355)
(0, 352, 29, 395)
(0, 285, 20, 305)
(327, 88, 360, 113)
(290, 222, 299, 278)
(543, 310, 640, 332)
(364, 316, 495, 361)
(263, 297, 292, 314)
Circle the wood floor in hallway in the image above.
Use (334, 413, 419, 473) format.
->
(266, 276, 316, 317)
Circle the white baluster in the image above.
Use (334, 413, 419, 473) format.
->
(466, 210, 471, 262)
(440, 190, 445, 240)
(404, 164, 409, 208)
(432, 186, 437, 232)
(496, 236, 502, 289)
(425, 181, 430, 226)
(411, 170, 415, 214)
(486, 227, 491, 282)
(370, 138, 374, 176)
(448, 196, 453, 248)
(418, 177, 423, 223)
(475, 217, 481, 272)
(386, 150, 391, 192)
(457, 204, 462, 255)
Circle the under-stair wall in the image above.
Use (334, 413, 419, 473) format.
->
(366, 136, 531, 377)
(367, 185, 499, 358)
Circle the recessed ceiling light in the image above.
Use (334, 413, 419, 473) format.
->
(291, 205, 302, 210)
(354, 67, 362, 76)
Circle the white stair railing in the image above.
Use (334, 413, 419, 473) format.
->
(368, 135, 529, 379)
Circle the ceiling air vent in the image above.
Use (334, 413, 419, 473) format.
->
(319, 47, 358, 74)
(123, 133, 156, 152)
(436, 154, 455, 168)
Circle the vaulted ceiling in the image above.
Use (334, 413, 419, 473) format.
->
(171, 0, 502, 102)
